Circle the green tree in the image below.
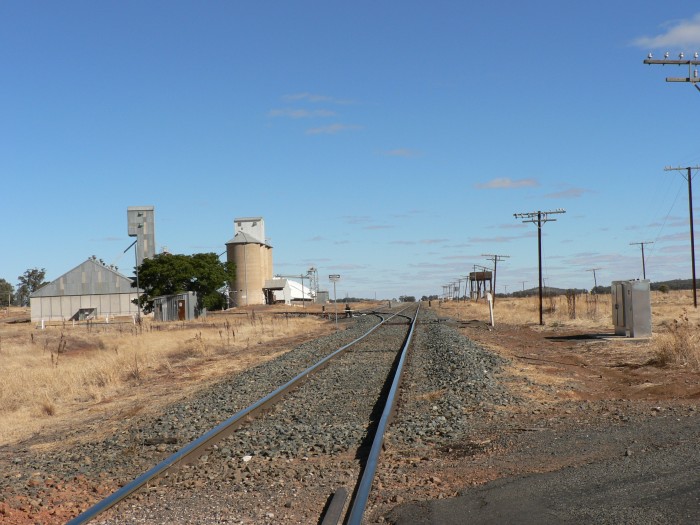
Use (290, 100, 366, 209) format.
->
(0, 278, 14, 307)
(136, 253, 234, 313)
(16, 268, 47, 306)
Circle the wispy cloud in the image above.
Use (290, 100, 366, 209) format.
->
(268, 108, 336, 119)
(468, 233, 536, 243)
(91, 236, 122, 242)
(382, 148, 421, 158)
(633, 14, 700, 48)
(474, 177, 539, 189)
(544, 187, 593, 199)
(283, 92, 355, 105)
(419, 238, 448, 244)
(390, 240, 416, 245)
(495, 223, 528, 230)
(341, 215, 372, 225)
(363, 224, 393, 230)
(306, 123, 361, 135)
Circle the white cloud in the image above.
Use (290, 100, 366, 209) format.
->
(268, 108, 336, 119)
(474, 177, 539, 189)
(633, 14, 700, 49)
(544, 187, 593, 199)
(283, 92, 354, 105)
(306, 123, 361, 135)
(382, 148, 421, 158)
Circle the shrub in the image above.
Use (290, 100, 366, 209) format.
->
(653, 311, 700, 370)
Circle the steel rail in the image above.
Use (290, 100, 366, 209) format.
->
(67, 307, 410, 525)
(345, 303, 420, 525)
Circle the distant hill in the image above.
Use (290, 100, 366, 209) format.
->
(508, 287, 588, 298)
(589, 279, 695, 295)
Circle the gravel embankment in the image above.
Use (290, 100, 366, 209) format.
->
(1, 307, 522, 524)
(1, 314, 384, 523)
(99, 314, 415, 523)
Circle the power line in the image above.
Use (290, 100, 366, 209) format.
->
(664, 166, 699, 307)
(629, 242, 654, 280)
(586, 268, 602, 290)
(643, 52, 700, 92)
(481, 254, 509, 305)
(514, 209, 566, 325)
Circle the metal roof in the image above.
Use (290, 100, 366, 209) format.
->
(225, 231, 270, 246)
(31, 258, 138, 297)
(263, 278, 288, 290)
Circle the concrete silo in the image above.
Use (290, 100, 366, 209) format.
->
(226, 217, 273, 307)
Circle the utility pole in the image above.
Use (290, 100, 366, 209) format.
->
(643, 52, 700, 92)
(586, 268, 602, 292)
(643, 55, 699, 307)
(521, 281, 527, 292)
(482, 254, 509, 305)
(665, 166, 698, 308)
(629, 242, 653, 280)
(514, 209, 566, 325)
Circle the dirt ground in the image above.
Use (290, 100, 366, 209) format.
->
(375, 313, 700, 524)
(2, 304, 699, 523)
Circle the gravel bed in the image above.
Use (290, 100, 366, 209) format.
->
(1, 306, 519, 524)
(99, 318, 414, 523)
(388, 309, 515, 450)
(0, 314, 384, 521)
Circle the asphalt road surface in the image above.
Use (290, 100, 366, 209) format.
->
(388, 410, 700, 524)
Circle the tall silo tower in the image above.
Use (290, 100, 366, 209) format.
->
(127, 206, 156, 267)
(226, 217, 273, 307)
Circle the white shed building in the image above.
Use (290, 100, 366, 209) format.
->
(263, 278, 312, 305)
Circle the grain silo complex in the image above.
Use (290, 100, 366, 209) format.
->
(226, 217, 273, 307)
(127, 206, 156, 267)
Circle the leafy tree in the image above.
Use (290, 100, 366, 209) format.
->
(16, 268, 47, 306)
(0, 278, 14, 307)
(135, 253, 234, 313)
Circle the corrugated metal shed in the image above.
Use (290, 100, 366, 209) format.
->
(32, 258, 136, 297)
(152, 292, 198, 321)
(30, 258, 140, 322)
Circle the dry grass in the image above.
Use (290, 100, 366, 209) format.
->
(437, 292, 611, 329)
(0, 305, 360, 446)
(653, 310, 700, 370)
(436, 290, 700, 370)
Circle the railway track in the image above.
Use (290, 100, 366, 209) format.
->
(67, 304, 420, 524)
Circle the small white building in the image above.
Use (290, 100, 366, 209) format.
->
(263, 278, 312, 305)
(30, 258, 140, 322)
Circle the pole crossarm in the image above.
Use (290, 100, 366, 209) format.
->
(644, 55, 700, 84)
(513, 208, 566, 325)
(586, 268, 602, 289)
(630, 241, 654, 280)
(514, 208, 566, 226)
(645, 51, 700, 306)
(482, 254, 509, 305)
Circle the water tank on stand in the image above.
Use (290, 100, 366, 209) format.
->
(611, 280, 651, 337)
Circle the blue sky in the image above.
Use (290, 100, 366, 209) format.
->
(4, 1, 700, 300)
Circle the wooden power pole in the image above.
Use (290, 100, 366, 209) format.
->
(514, 209, 566, 325)
(665, 166, 698, 308)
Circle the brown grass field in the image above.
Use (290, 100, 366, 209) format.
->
(0, 293, 698, 448)
(0, 302, 376, 447)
